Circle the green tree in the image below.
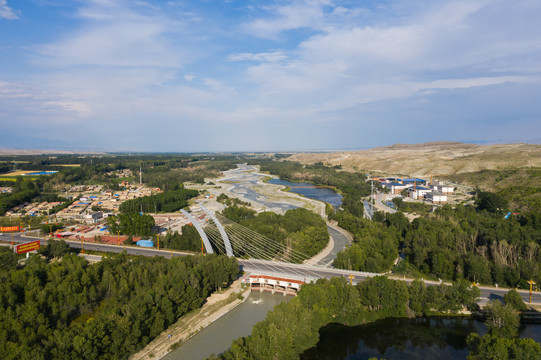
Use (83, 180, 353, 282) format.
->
(503, 289, 527, 311)
(0, 247, 18, 270)
(467, 333, 541, 360)
(476, 190, 508, 214)
(484, 300, 520, 338)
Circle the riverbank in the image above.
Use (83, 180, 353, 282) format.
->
(130, 278, 250, 360)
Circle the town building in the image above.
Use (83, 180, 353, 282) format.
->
(425, 191, 448, 204)
(408, 186, 432, 200)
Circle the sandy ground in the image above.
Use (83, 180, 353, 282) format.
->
(130, 278, 250, 360)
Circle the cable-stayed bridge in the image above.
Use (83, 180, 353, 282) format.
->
(180, 205, 380, 294)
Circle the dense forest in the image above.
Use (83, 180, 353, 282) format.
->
(119, 187, 198, 214)
(333, 201, 541, 288)
(0, 245, 239, 360)
(106, 213, 155, 236)
(332, 211, 404, 273)
(402, 204, 541, 288)
(159, 224, 202, 252)
(327, 182, 541, 288)
(220, 206, 329, 261)
(215, 276, 481, 360)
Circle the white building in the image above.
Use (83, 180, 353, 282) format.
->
(425, 191, 447, 204)
(84, 212, 103, 224)
(386, 182, 412, 195)
(408, 186, 432, 200)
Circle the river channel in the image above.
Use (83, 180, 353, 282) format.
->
(162, 292, 290, 360)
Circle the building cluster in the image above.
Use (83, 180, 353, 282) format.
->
(5, 184, 161, 223)
(55, 185, 159, 221)
(5, 201, 62, 217)
(0, 187, 12, 193)
(105, 169, 133, 178)
(378, 178, 454, 204)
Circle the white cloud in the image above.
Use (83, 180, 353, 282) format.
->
(228, 51, 287, 63)
(0, 0, 17, 20)
(238, 0, 541, 115)
(0, 81, 90, 124)
(36, 0, 192, 67)
(242, 1, 328, 39)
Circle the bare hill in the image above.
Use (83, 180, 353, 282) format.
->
(288, 142, 541, 177)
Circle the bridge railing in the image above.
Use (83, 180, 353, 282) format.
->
(239, 258, 384, 279)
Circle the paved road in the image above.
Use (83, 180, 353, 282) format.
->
(318, 225, 351, 267)
(240, 259, 541, 306)
(1, 233, 191, 259)
(5, 232, 541, 306)
(375, 193, 397, 213)
(363, 200, 374, 219)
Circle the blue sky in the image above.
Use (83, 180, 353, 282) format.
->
(0, 0, 540, 152)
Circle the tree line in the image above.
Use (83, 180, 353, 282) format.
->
(119, 187, 198, 214)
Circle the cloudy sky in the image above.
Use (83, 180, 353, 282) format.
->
(0, 0, 540, 152)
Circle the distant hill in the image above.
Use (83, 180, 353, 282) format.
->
(0, 147, 103, 155)
(288, 142, 541, 177)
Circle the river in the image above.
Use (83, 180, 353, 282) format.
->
(162, 292, 291, 360)
(267, 178, 343, 208)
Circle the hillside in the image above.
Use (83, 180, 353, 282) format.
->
(288, 142, 541, 177)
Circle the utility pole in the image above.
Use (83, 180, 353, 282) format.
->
(139, 166, 142, 185)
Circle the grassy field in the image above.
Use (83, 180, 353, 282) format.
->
(445, 167, 541, 211)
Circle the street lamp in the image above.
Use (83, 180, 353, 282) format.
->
(528, 279, 536, 303)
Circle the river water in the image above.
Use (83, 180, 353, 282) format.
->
(301, 317, 541, 360)
(163, 292, 290, 360)
(267, 178, 343, 208)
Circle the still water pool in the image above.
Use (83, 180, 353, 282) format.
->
(267, 178, 343, 208)
(301, 317, 541, 360)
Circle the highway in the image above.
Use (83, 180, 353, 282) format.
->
(0, 232, 192, 259)
(3, 232, 541, 306)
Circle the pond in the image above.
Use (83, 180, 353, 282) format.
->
(301, 317, 541, 360)
(267, 178, 343, 208)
